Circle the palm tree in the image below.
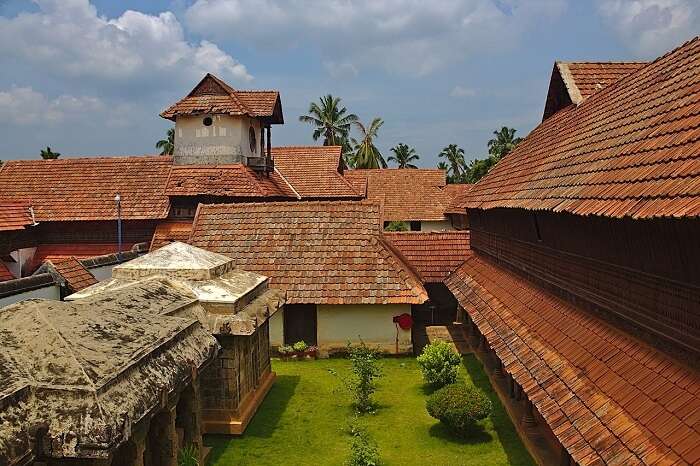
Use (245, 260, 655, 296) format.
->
(156, 127, 175, 155)
(40, 147, 60, 159)
(437, 161, 449, 172)
(388, 143, 419, 169)
(352, 118, 387, 169)
(438, 144, 467, 183)
(299, 95, 358, 146)
(487, 127, 522, 160)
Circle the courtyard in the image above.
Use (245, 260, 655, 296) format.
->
(205, 356, 534, 466)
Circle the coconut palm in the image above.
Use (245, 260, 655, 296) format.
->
(388, 143, 419, 169)
(487, 126, 522, 160)
(299, 95, 358, 146)
(156, 128, 175, 155)
(437, 161, 449, 172)
(438, 144, 467, 183)
(352, 118, 387, 169)
(40, 146, 60, 160)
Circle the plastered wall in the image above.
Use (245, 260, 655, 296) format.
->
(174, 114, 261, 165)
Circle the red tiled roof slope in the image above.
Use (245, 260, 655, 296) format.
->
(272, 146, 361, 199)
(446, 254, 700, 465)
(344, 169, 450, 221)
(464, 37, 700, 219)
(0, 201, 33, 231)
(384, 231, 471, 282)
(442, 184, 474, 214)
(189, 201, 428, 305)
(0, 156, 172, 221)
(150, 221, 193, 251)
(48, 257, 98, 292)
(30, 243, 136, 272)
(563, 62, 647, 102)
(165, 164, 296, 198)
(0, 262, 14, 282)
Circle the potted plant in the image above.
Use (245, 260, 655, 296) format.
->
(304, 345, 318, 359)
(292, 340, 308, 359)
(278, 344, 294, 360)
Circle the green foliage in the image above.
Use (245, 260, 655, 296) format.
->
(278, 344, 294, 355)
(426, 384, 492, 435)
(347, 341, 382, 413)
(156, 127, 175, 155)
(178, 444, 199, 466)
(385, 221, 409, 232)
(346, 421, 381, 466)
(438, 144, 466, 183)
(388, 143, 419, 169)
(292, 340, 309, 352)
(40, 146, 60, 160)
(299, 95, 358, 146)
(417, 341, 461, 387)
(352, 118, 386, 169)
(464, 155, 498, 183)
(487, 126, 522, 160)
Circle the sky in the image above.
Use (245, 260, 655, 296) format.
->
(0, 0, 698, 168)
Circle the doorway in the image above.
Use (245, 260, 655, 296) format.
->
(283, 304, 317, 346)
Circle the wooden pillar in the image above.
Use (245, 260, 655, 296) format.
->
(260, 126, 265, 156)
(515, 383, 522, 401)
(522, 399, 537, 428)
(493, 358, 505, 379)
(508, 376, 515, 398)
(266, 126, 271, 159)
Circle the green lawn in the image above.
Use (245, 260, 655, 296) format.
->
(206, 356, 534, 466)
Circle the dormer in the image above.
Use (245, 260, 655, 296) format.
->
(160, 73, 283, 171)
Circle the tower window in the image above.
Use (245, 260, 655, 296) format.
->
(203, 116, 213, 126)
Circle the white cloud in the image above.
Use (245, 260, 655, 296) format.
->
(450, 86, 477, 98)
(596, 0, 699, 57)
(0, 87, 104, 125)
(324, 61, 360, 79)
(185, 0, 566, 77)
(0, 0, 252, 87)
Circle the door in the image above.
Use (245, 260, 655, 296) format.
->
(283, 304, 317, 346)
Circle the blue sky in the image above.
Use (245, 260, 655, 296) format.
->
(0, 1, 698, 167)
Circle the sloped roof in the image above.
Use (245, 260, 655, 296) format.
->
(150, 221, 194, 251)
(29, 243, 137, 273)
(383, 231, 471, 283)
(446, 254, 700, 465)
(47, 257, 98, 292)
(344, 169, 450, 221)
(0, 262, 14, 282)
(165, 164, 297, 198)
(272, 146, 362, 199)
(160, 73, 283, 124)
(463, 37, 700, 219)
(0, 156, 172, 221)
(442, 184, 474, 214)
(189, 201, 428, 305)
(0, 201, 34, 231)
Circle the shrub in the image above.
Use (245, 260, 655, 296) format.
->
(385, 221, 409, 232)
(426, 384, 492, 434)
(348, 341, 382, 413)
(417, 340, 461, 387)
(346, 423, 380, 466)
(178, 444, 199, 466)
(278, 345, 294, 355)
(292, 340, 309, 352)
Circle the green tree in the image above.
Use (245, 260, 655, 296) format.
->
(438, 144, 466, 183)
(487, 126, 522, 160)
(464, 156, 498, 183)
(352, 118, 387, 169)
(437, 161, 449, 172)
(156, 127, 175, 155)
(388, 143, 419, 168)
(40, 146, 60, 160)
(299, 95, 358, 146)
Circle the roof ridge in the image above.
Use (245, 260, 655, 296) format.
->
(373, 235, 427, 300)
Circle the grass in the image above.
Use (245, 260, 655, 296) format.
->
(206, 355, 534, 466)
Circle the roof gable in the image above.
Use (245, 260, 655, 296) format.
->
(46, 257, 98, 292)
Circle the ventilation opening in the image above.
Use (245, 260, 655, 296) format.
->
(203, 116, 213, 126)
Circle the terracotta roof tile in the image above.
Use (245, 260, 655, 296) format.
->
(189, 201, 428, 305)
(272, 146, 362, 199)
(562, 62, 647, 102)
(384, 231, 471, 282)
(48, 257, 98, 292)
(445, 253, 700, 465)
(160, 73, 282, 123)
(344, 169, 450, 221)
(30, 243, 136, 273)
(0, 201, 34, 231)
(0, 262, 14, 282)
(464, 37, 700, 219)
(442, 184, 474, 214)
(0, 156, 172, 221)
(149, 221, 193, 251)
(164, 164, 296, 198)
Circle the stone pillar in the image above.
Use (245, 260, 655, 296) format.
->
(178, 378, 203, 452)
(149, 406, 178, 466)
(132, 421, 150, 466)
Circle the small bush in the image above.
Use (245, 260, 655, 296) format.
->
(417, 340, 461, 387)
(292, 340, 309, 352)
(278, 344, 294, 355)
(348, 341, 382, 413)
(346, 423, 380, 466)
(178, 444, 199, 466)
(385, 221, 409, 232)
(426, 384, 492, 434)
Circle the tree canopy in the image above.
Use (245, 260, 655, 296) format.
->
(156, 127, 174, 155)
(388, 143, 419, 169)
(299, 95, 358, 146)
(40, 146, 60, 160)
(351, 118, 387, 169)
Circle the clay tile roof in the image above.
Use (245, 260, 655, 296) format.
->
(441, 184, 474, 214)
(189, 201, 428, 305)
(0, 200, 34, 231)
(344, 169, 450, 221)
(0, 156, 172, 221)
(160, 73, 283, 123)
(272, 146, 362, 199)
(47, 257, 98, 292)
(446, 253, 700, 465)
(465, 37, 700, 220)
(383, 231, 471, 283)
(150, 221, 194, 251)
(165, 164, 297, 198)
(30, 243, 137, 273)
(0, 262, 14, 282)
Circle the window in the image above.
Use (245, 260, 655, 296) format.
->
(410, 221, 421, 231)
(249, 126, 257, 153)
(203, 116, 213, 126)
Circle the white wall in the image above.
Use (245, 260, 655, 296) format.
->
(420, 220, 454, 232)
(174, 114, 261, 164)
(0, 285, 60, 308)
(269, 308, 284, 347)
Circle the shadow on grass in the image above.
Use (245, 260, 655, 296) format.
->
(428, 422, 492, 445)
(205, 374, 301, 464)
(463, 355, 536, 466)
